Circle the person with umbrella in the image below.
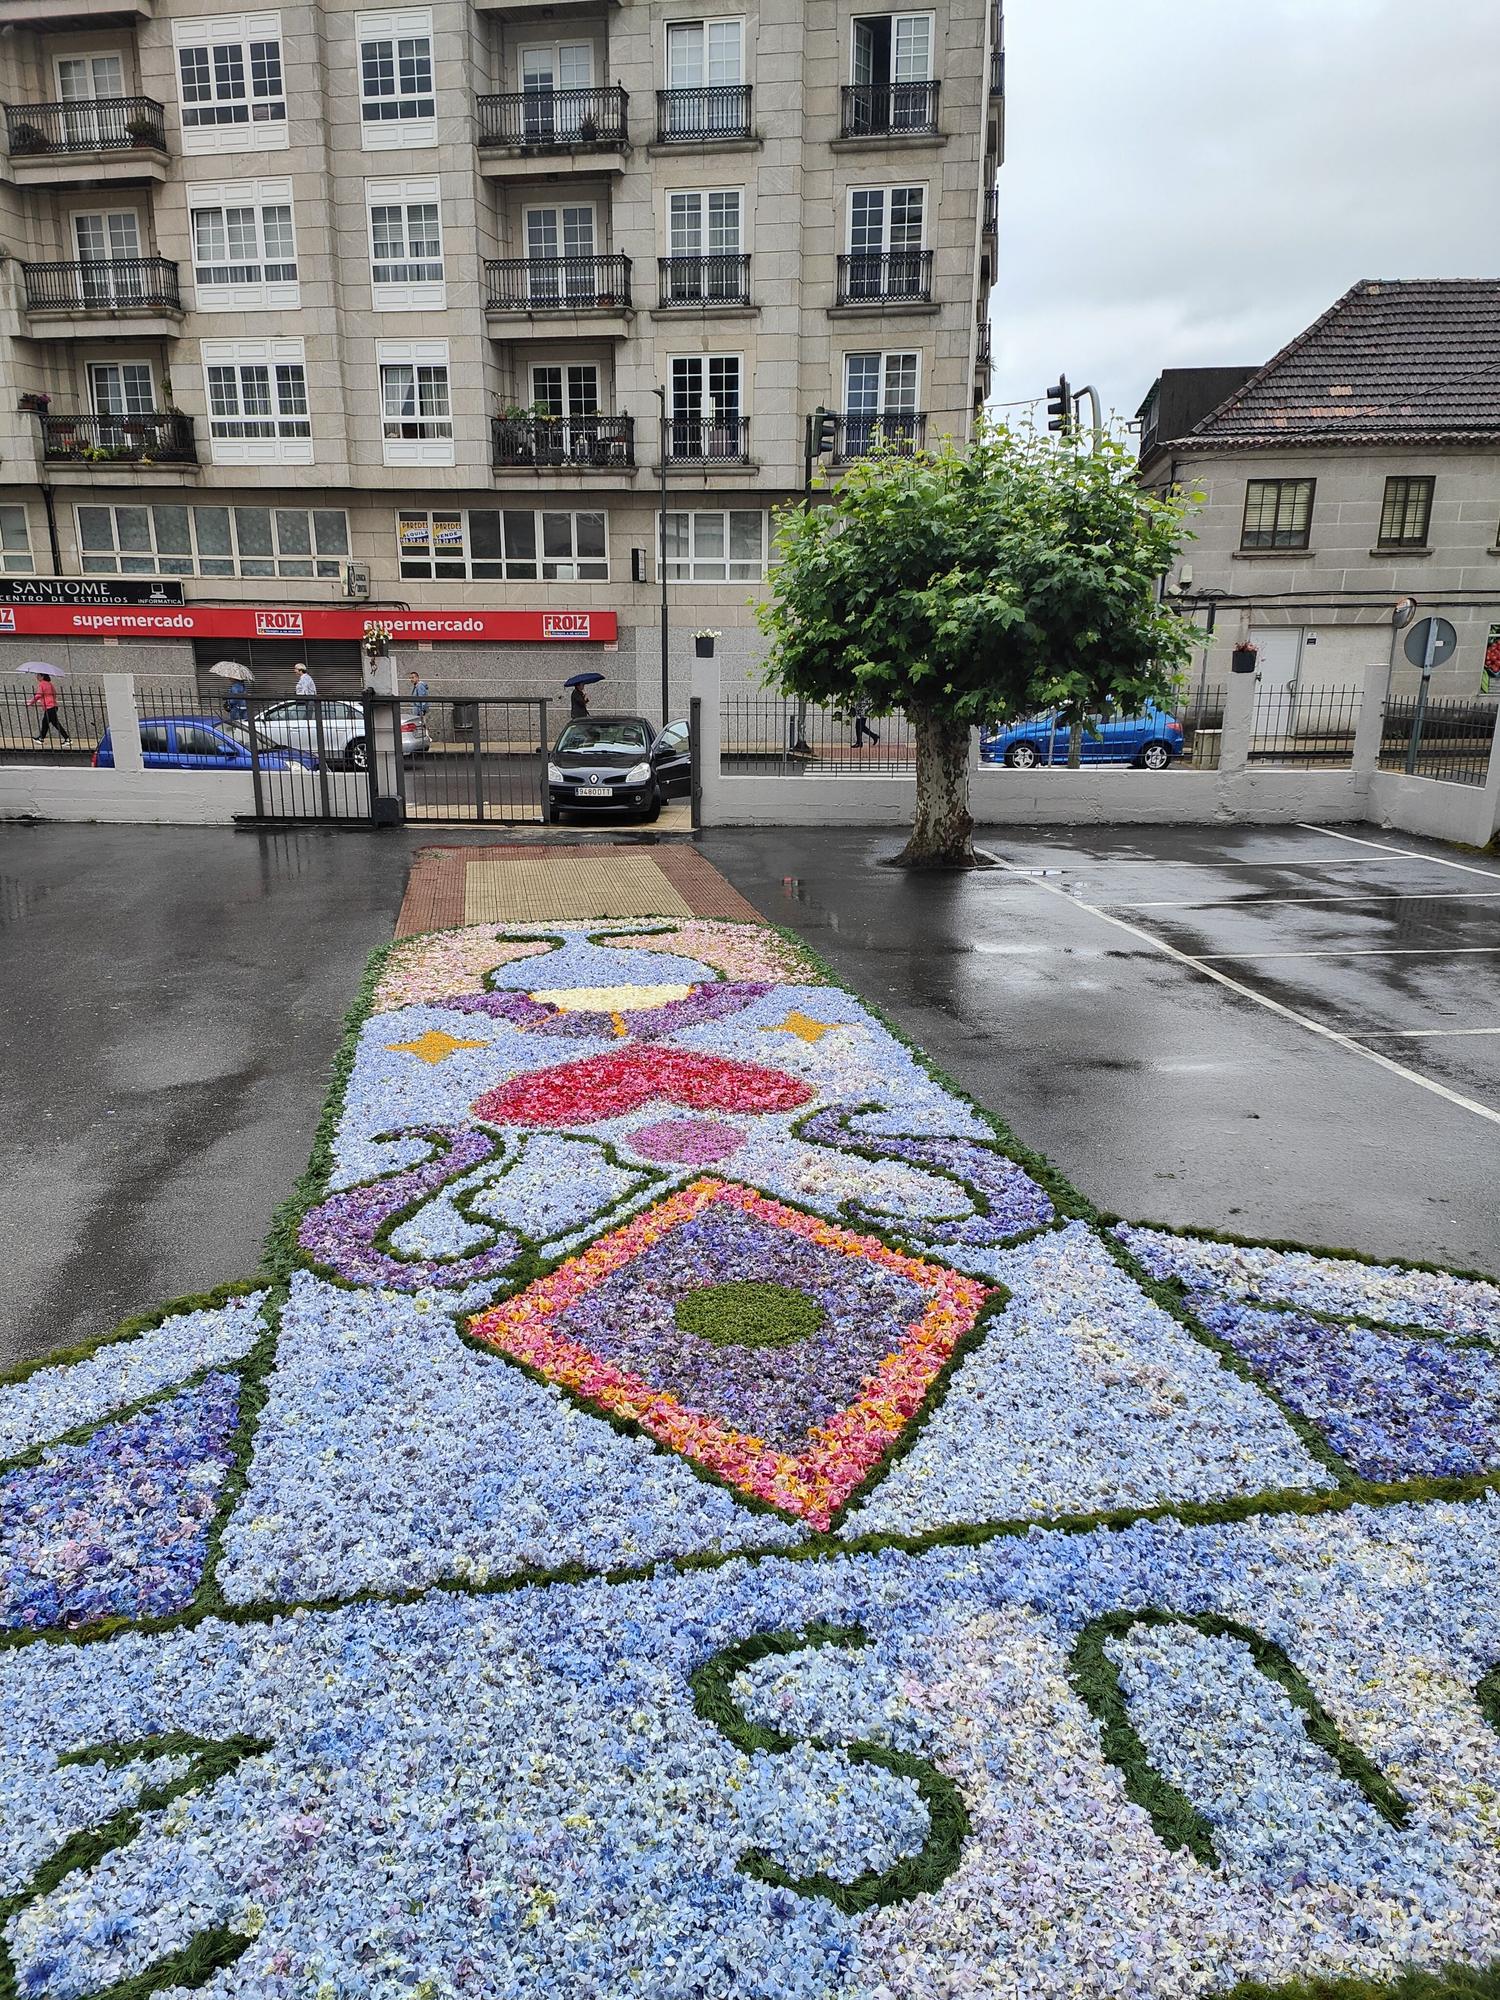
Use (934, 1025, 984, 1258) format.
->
(23, 666, 68, 745)
(566, 669, 604, 719)
(206, 659, 253, 723)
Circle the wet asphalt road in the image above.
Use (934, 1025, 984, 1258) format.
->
(702, 822, 1500, 1278)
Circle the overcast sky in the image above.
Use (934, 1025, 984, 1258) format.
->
(988, 0, 1499, 427)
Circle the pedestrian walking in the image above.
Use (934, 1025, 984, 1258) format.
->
(224, 678, 249, 723)
(851, 704, 880, 748)
(293, 662, 317, 697)
(407, 671, 430, 719)
(28, 672, 69, 744)
(570, 682, 590, 719)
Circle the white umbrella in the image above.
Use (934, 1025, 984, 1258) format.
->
(14, 661, 64, 676)
(206, 659, 254, 682)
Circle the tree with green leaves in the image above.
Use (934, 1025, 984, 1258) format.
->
(755, 422, 1197, 867)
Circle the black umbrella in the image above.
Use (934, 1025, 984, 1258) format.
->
(563, 671, 606, 689)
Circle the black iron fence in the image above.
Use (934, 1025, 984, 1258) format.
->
(664, 414, 751, 463)
(984, 184, 999, 233)
(491, 413, 634, 468)
(476, 85, 628, 150)
(5, 95, 166, 154)
(828, 410, 926, 459)
(22, 256, 181, 313)
(656, 85, 753, 141)
(658, 254, 751, 305)
(990, 49, 1005, 95)
(1175, 684, 1226, 770)
(720, 694, 914, 774)
(1380, 696, 1498, 786)
(0, 680, 109, 762)
(836, 249, 933, 304)
(840, 80, 940, 136)
(976, 319, 992, 365)
(484, 254, 632, 311)
(1249, 685, 1361, 767)
(39, 411, 196, 465)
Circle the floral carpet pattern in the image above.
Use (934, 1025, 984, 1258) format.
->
(3, 916, 1499, 2000)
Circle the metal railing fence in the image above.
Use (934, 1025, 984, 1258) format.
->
(0, 680, 108, 761)
(1175, 684, 1226, 770)
(827, 410, 926, 459)
(491, 413, 634, 467)
(719, 694, 914, 774)
(664, 414, 751, 462)
(39, 411, 196, 464)
(657, 253, 751, 305)
(476, 85, 628, 149)
(484, 254, 632, 311)
(835, 249, 933, 304)
(839, 80, 940, 136)
(5, 96, 166, 154)
(22, 256, 181, 313)
(1249, 685, 1361, 767)
(655, 85, 753, 140)
(1380, 696, 1498, 787)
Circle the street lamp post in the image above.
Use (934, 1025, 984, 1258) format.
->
(654, 384, 669, 728)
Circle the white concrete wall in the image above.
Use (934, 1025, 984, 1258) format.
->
(0, 765, 253, 824)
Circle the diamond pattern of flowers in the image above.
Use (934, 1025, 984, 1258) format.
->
(467, 1179, 990, 1530)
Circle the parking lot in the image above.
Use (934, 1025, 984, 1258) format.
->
(704, 821, 1500, 1276)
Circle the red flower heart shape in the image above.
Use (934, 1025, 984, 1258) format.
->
(473, 1047, 813, 1127)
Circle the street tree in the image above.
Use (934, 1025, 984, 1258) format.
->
(755, 422, 1196, 867)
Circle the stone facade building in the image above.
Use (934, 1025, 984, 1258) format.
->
(0, 0, 1003, 709)
(1137, 280, 1500, 707)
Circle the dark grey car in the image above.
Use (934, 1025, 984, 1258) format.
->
(547, 714, 663, 822)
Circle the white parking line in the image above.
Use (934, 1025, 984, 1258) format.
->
(999, 870, 1500, 1128)
(1120, 890, 1500, 909)
(1196, 947, 1500, 961)
(1298, 823, 1500, 881)
(1368, 1027, 1500, 1039)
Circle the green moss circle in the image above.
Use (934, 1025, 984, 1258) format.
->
(674, 1281, 826, 1350)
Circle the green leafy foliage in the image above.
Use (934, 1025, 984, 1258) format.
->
(675, 1281, 826, 1349)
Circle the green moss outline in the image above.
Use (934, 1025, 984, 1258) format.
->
(675, 1280, 827, 1348)
(687, 1620, 971, 1913)
(1069, 1608, 1410, 1869)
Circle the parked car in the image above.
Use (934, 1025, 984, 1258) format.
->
(981, 704, 1184, 770)
(92, 717, 317, 770)
(547, 713, 687, 821)
(252, 697, 430, 771)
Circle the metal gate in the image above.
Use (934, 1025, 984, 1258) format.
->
(243, 694, 551, 825)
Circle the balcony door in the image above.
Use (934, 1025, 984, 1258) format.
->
(73, 210, 143, 306)
(665, 20, 743, 134)
(844, 350, 918, 452)
(669, 353, 740, 459)
(521, 44, 593, 140)
(666, 189, 742, 300)
(850, 13, 932, 129)
(524, 204, 597, 302)
(56, 53, 126, 148)
(846, 186, 923, 299)
(88, 360, 155, 450)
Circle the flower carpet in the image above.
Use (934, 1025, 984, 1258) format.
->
(4, 912, 1500, 2000)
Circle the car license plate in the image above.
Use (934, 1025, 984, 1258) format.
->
(586, 785, 614, 798)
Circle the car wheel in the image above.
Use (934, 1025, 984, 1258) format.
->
(640, 794, 662, 824)
(1138, 740, 1172, 771)
(345, 737, 370, 772)
(1004, 742, 1041, 769)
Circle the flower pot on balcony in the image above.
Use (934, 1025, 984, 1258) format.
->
(694, 635, 715, 659)
(1231, 644, 1259, 675)
(17, 393, 51, 413)
(9, 124, 46, 154)
(126, 118, 159, 145)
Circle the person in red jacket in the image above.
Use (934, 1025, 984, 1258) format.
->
(27, 672, 69, 744)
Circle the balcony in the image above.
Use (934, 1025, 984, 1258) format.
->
(990, 48, 1005, 95)
(826, 410, 926, 461)
(39, 411, 196, 468)
(0, 0, 153, 24)
(483, 253, 633, 332)
(984, 184, 998, 236)
(476, 85, 629, 176)
(4, 97, 169, 186)
(976, 318, 992, 365)
(21, 257, 183, 336)
(664, 414, 750, 464)
(492, 412, 635, 470)
(833, 249, 934, 310)
(838, 80, 940, 139)
(657, 254, 751, 311)
(654, 85, 753, 144)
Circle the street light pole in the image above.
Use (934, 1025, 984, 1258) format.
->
(654, 384, 669, 728)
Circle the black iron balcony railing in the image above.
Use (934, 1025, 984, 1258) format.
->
(657, 254, 750, 306)
(656, 85, 753, 141)
(827, 410, 926, 460)
(484, 253, 632, 311)
(839, 80, 940, 137)
(976, 318, 992, 365)
(664, 414, 750, 463)
(492, 413, 635, 467)
(984, 184, 998, 234)
(477, 85, 628, 151)
(22, 256, 182, 313)
(5, 95, 167, 155)
(39, 411, 196, 465)
(835, 249, 933, 305)
(990, 48, 1005, 96)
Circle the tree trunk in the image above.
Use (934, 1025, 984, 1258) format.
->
(893, 706, 975, 868)
(1067, 713, 1084, 768)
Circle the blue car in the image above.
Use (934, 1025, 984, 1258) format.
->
(92, 716, 317, 771)
(981, 704, 1184, 770)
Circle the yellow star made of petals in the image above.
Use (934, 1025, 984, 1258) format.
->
(765, 1009, 841, 1045)
(386, 1029, 491, 1065)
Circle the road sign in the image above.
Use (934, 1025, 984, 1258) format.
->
(1404, 616, 1457, 671)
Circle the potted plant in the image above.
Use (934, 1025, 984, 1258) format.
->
(694, 628, 720, 659)
(8, 122, 46, 154)
(17, 391, 50, 414)
(577, 112, 599, 144)
(1231, 641, 1259, 675)
(126, 112, 160, 146)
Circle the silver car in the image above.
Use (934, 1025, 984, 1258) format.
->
(253, 697, 430, 770)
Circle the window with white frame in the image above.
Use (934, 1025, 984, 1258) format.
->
(367, 178, 444, 308)
(662, 508, 765, 580)
(358, 9, 436, 148)
(190, 179, 298, 308)
(531, 363, 600, 417)
(666, 19, 744, 86)
(76, 503, 348, 577)
(379, 340, 453, 465)
(55, 54, 128, 147)
(846, 184, 926, 298)
(88, 360, 154, 416)
(396, 507, 607, 580)
(663, 189, 744, 301)
(843, 350, 920, 452)
(173, 13, 287, 155)
(201, 337, 312, 464)
(668, 353, 742, 458)
(0, 505, 34, 574)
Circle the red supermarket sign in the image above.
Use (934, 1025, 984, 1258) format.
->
(0, 605, 616, 645)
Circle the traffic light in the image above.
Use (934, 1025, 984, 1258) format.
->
(1046, 377, 1071, 433)
(811, 407, 839, 456)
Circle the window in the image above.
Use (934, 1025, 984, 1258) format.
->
(520, 44, 594, 139)
(662, 508, 765, 580)
(0, 505, 34, 574)
(396, 508, 608, 580)
(843, 350, 920, 452)
(1378, 476, 1434, 550)
(845, 185, 926, 298)
(190, 180, 298, 307)
(367, 178, 444, 307)
(1240, 478, 1315, 551)
(88, 361, 154, 416)
(524, 204, 597, 301)
(531, 364, 600, 416)
(76, 504, 348, 577)
(358, 9, 435, 147)
(664, 189, 744, 300)
(56, 54, 127, 147)
(378, 340, 452, 465)
(668, 353, 742, 458)
(666, 19, 744, 86)
(201, 338, 311, 464)
(73, 211, 144, 305)
(173, 13, 287, 155)
(852, 11, 934, 84)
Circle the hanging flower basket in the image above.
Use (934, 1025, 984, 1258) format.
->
(1231, 643, 1259, 675)
(694, 628, 720, 659)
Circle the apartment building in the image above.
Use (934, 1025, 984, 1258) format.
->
(0, 0, 1003, 711)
